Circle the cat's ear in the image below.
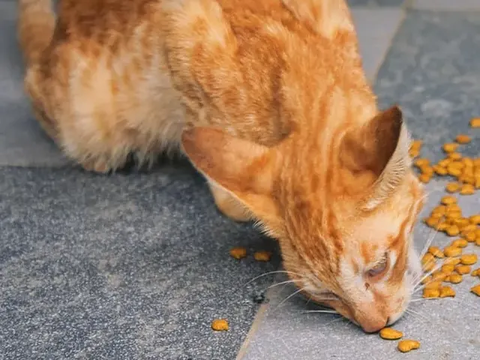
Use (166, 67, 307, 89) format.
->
(339, 106, 411, 211)
(281, 0, 354, 39)
(181, 128, 282, 225)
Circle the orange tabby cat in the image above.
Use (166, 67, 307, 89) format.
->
(18, 0, 425, 332)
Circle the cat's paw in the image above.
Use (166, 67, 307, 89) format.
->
(81, 159, 111, 174)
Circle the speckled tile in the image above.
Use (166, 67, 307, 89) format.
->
(411, 0, 480, 10)
(375, 11, 480, 163)
(239, 10, 480, 360)
(0, 1, 69, 167)
(348, 0, 405, 7)
(0, 165, 280, 360)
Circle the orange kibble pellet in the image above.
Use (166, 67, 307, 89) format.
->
(471, 285, 480, 296)
(444, 246, 462, 257)
(446, 273, 463, 284)
(463, 157, 474, 167)
(441, 196, 457, 205)
(421, 253, 434, 264)
(414, 158, 430, 167)
(229, 247, 247, 260)
(460, 254, 478, 265)
(460, 184, 475, 195)
(449, 152, 462, 160)
(430, 212, 444, 220)
(471, 268, 480, 277)
(464, 231, 477, 243)
(410, 140, 423, 150)
(461, 224, 477, 235)
(439, 159, 451, 167)
(455, 134, 471, 144)
(423, 288, 440, 298)
(436, 222, 449, 231)
(444, 258, 461, 266)
(446, 182, 461, 193)
(423, 261, 435, 272)
(211, 319, 229, 331)
(470, 118, 480, 128)
(434, 166, 448, 176)
(446, 211, 462, 220)
(433, 205, 447, 215)
(432, 271, 447, 281)
(425, 217, 440, 228)
(254, 251, 272, 262)
(441, 264, 456, 274)
(418, 174, 431, 183)
(398, 340, 421, 353)
(476, 238, 480, 246)
(455, 265, 471, 275)
(428, 246, 444, 258)
(452, 239, 468, 248)
(448, 167, 462, 177)
(454, 218, 470, 229)
(443, 143, 459, 153)
(470, 215, 480, 225)
(439, 286, 456, 298)
(409, 149, 419, 158)
(446, 225, 460, 237)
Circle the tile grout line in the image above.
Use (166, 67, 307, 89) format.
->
(235, 4, 409, 359)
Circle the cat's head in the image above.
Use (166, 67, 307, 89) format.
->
(181, 105, 425, 333)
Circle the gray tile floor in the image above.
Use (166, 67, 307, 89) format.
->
(1, 1, 479, 360)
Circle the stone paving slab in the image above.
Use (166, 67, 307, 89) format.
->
(410, 0, 480, 10)
(0, 165, 280, 360)
(239, 9, 480, 360)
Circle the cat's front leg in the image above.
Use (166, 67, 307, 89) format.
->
(208, 183, 251, 222)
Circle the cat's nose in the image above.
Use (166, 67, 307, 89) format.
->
(360, 317, 389, 333)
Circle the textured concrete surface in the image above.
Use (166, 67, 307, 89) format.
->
(240, 9, 480, 360)
(410, 0, 480, 10)
(0, 165, 280, 359)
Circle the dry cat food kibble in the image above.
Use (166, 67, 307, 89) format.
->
(455, 265, 471, 275)
(428, 246, 444, 258)
(439, 286, 456, 298)
(460, 254, 478, 265)
(379, 328, 403, 340)
(444, 246, 462, 257)
(229, 247, 247, 260)
(441, 195, 457, 205)
(446, 273, 463, 284)
(472, 268, 480, 277)
(443, 143, 459, 153)
(470, 118, 480, 128)
(398, 340, 420, 353)
(423, 288, 440, 298)
(452, 239, 468, 248)
(455, 134, 472, 144)
(471, 285, 480, 296)
(253, 251, 272, 262)
(211, 319, 229, 331)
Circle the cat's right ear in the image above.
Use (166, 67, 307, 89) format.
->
(339, 106, 412, 211)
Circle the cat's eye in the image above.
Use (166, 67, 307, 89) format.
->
(367, 255, 389, 279)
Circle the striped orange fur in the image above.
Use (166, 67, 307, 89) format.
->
(19, 0, 425, 332)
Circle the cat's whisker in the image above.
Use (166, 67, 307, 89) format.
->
(412, 262, 443, 291)
(419, 226, 440, 261)
(301, 309, 339, 314)
(273, 286, 308, 312)
(264, 279, 297, 291)
(244, 270, 302, 287)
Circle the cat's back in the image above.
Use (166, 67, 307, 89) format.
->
(55, 0, 162, 46)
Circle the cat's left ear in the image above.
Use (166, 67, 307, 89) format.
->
(181, 128, 282, 226)
(339, 106, 411, 211)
